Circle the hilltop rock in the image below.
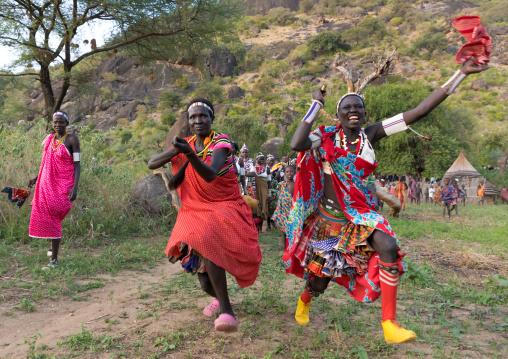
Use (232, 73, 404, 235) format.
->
(261, 138, 284, 158)
(227, 86, 245, 99)
(207, 48, 238, 77)
(132, 174, 172, 214)
(246, 0, 301, 15)
(415, 1, 473, 16)
(164, 112, 191, 149)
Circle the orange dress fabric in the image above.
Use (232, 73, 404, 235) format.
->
(165, 138, 261, 288)
(396, 181, 406, 210)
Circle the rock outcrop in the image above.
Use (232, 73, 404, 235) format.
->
(245, 0, 301, 15)
(132, 174, 172, 214)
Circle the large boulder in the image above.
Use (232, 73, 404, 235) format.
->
(227, 86, 245, 99)
(261, 138, 284, 158)
(207, 48, 238, 77)
(132, 174, 172, 213)
(164, 111, 192, 149)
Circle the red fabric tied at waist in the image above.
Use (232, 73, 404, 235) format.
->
(452, 15, 491, 65)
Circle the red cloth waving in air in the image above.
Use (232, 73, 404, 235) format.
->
(452, 16, 491, 65)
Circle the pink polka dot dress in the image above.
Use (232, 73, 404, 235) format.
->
(29, 134, 75, 239)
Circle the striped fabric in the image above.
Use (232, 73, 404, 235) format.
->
(195, 132, 234, 177)
(379, 268, 399, 287)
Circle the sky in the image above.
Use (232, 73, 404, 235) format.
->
(0, 20, 116, 72)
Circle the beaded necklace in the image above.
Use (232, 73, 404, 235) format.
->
(52, 133, 67, 151)
(338, 128, 363, 154)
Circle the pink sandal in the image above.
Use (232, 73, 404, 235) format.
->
(203, 298, 220, 317)
(214, 313, 238, 333)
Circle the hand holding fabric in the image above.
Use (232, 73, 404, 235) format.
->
(460, 57, 490, 75)
(172, 137, 193, 156)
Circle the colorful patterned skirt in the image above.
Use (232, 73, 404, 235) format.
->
(304, 205, 375, 278)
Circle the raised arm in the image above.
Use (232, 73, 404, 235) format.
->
(366, 58, 490, 144)
(171, 137, 228, 183)
(291, 88, 325, 152)
(148, 147, 180, 170)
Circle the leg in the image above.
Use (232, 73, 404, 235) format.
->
(198, 272, 217, 298)
(202, 258, 238, 332)
(51, 238, 61, 261)
(369, 230, 417, 344)
(282, 233, 287, 251)
(295, 276, 331, 326)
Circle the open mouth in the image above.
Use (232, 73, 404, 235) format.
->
(348, 115, 359, 123)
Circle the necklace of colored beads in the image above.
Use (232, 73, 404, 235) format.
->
(52, 133, 67, 151)
(339, 128, 361, 153)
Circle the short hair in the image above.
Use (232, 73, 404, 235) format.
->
(231, 141, 239, 152)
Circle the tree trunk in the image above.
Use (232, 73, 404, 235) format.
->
(39, 64, 55, 125)
(374, 181, 401, 218)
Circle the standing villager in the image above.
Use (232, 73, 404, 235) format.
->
(148, 99, 261, 333)
(407, 177, 416, 204)
(501, 186, 508, 204)
(266, 154, 279, 228)
(28, 112, 81, 269)
(286, 57, 488, 344)
(415, 182, 422, 205)
(240, 144, 254, 196)
(246, 153, 272, 232)
(396, 176, 407, 211)
(477, 181, 485, 205)
(272, 165, 296, 249)
(450, 181, 460, 215)
(434, 183, 442, 205)
(231, 141, 247, 195)
(424, 185, 430, 203)
(440, 178, 454, 220)
(429, 185, 435, 204)
(460, 184, 467, 206)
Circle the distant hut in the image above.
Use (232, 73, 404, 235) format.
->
(443, 150, 500, 204)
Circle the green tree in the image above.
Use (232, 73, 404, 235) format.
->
(411, 32, 448, 60)
(363, 82, 474, 178)
(343, 16, 388, 48)
(213, 115, 267, 155)
(307, 31, 350, 55)
(0, 0, 242, 122)
(300, 0, 315, 13)
(159, 91, 182, 110)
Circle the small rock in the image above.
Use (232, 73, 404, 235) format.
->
(69, 313, 74, 316)
(471, 80, 488, 91)
(300, 75, 315, 82)
(310, 78, 321, 87)
(227, 86, 245, 99)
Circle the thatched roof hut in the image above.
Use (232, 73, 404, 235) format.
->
(444, 150, 500, 204)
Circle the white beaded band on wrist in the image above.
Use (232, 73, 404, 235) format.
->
(441, 69, 467, 95)
(239, 167, 245, 176)
(382, 113, 407, 136)
(301, 100, 323, 124)
(73, 152, 81, 162)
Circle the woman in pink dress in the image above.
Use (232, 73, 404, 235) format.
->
(28, 112, 81, 269)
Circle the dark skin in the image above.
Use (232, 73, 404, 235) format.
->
(246, 156, 272, 231)
(148, 105, 235, 317)
(442, 178, 452, 219)
(27, 115, 81, 262)
(232, 147, 247, 195)
(450, 182, 459, 216)
(290, 59, 489, 292)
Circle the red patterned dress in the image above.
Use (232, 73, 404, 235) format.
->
(165, 132, 261, 288)
(29, 134, 75, 239)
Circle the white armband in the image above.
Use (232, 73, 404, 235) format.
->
(440, 69, 466, 95)
(382, 114, 407, 136)
(239, 167, 245, 176)
(309, 132, 322, 149)
(301, 100, 323, 124)
(267, 174, 272, 181)
(73, 152, 81, 162)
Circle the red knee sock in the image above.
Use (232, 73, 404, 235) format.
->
(379, 260, 399, 322)
(300, 288, 312, 304)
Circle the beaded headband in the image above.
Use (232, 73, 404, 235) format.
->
(188, 102, 214, 115)
(336, 93, 365, 112)
(241, 143, 248, 151)
(256, 152, 264, 159)
(267, 154, 275, 160)
(53, 111, 69, 122)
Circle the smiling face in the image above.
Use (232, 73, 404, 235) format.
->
(267, 158, 275, 167)
(257, 156, 265, 165)
(337, 96, 366, 131)
(188, 106, 212, 137)
(240, 148, 249, 159)
(52, 115, 68, 135)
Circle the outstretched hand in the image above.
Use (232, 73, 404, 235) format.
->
(461, 58, 490, 75)
(312, 88, 325, 105)
(172, 137, 193, 156)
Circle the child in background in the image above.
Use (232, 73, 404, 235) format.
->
(272, 166, 296, 250)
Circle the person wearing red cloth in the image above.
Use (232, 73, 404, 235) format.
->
(148, 99, 261, 333)
(288, 58, 489, 344)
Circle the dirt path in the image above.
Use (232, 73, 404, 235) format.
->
(0, 261, 181, 358)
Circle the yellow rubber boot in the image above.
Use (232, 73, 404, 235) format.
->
(295, 297, 311, 326)
(382, 320, 417, 344)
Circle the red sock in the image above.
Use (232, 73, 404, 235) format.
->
(379, 260, 399, 322)
(300, 288, 312, 304)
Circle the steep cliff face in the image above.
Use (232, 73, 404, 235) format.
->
(245, 0, 302, 15)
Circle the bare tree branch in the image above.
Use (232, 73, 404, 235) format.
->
(357, 49, 397, 95)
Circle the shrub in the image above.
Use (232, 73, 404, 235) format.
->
(120, 130, 133, 144)
(300, 0, 315, 13)
(261, 60, 289, 79)
(289, 44, 312, 65)
(389, 17, 403, 26)
(410, 32, 448, 60)
(267, 7, 297, 26)
(102, 72, 122, 82)
(307, 31, 350, 55)
(159, 91, 182, 110)
(343, 16, 388, 48)
(243, 45, 269, 71)
(252, 77, 275, 101)
(161, 112, 177, 126)
(175, 74, 190, 89)
(192, 81, 223, 104)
